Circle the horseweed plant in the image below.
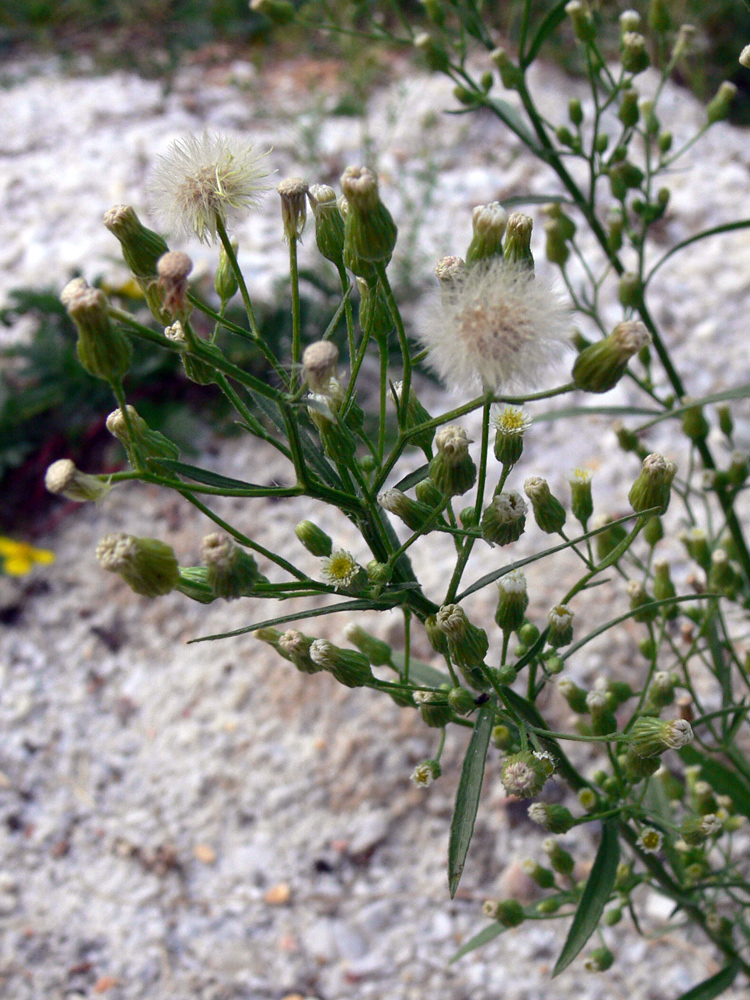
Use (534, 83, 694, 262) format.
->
(50, 1, 750, 990)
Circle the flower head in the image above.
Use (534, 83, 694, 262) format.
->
(149, 131, 271, 243)
(320, 549, 365, 591)
(418, 259, 570, 394)
(636, 827, 663, 853)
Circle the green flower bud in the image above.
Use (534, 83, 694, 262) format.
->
(489, 47, 524, 89)
(415, 689, 453, 728)
(429, 425, 476, 497)
(493, 405, 531, 467)
(278, 629, 323, 674)
(343, 623, 392, 666)
(366, 560, 391, 592)
(103, 204, 170, 280)
(628, 453, 677, 514)
(63, 283, 132, 383)
(96, 533, 179, 598)
(435, 603, 489, 689)
(391, 381, 435, 455)
(680, 396, 710, 442)
(524, 477, 566, 534)
(483, 898, 525, 927)
(249, 0, 295, 24)
(679, 527, 711, 573)
(717, 404, 734, 439)
(727, 450, 748, 487)
(309, 639, 375, 687)
(613, 420, 647, 458)
(448, 686, 477, 715)
(584, 946, 614, 972)
(378, 489, 434, 532)
(629, 716, 694, 757)
(707, 82, 737, 125)
(106, 405, 179, 468)
(578, 787, 598, 812)
(214, 240, 239, 303)
(681, 813, 723, 846)
(658, 131, 673, 154)
(646, 670, 678, 710)
(621, 31, 650, 74)
(44, 459, 112, 503)
(585, 690, 618, 735)
(163, 321, 218, 386)
(308, 184, 345, 267)
(424, 614, 449, 656)
(618, 270, 642, 307)
(545, 654, 564, 675)
(414, 31, 450, 73)
(536, 898, 561, 915)
(522, 859, 556, 889)
(466, 201, 508, 266)
(565, 1, 595, 43)
(174, 566, 216, 604)
(544, 218, 569, 266)
(294, 520, 333, 558)
(653, 558, 678, 618)
(567, 468, 593, 526)
(482, 491, 528, 546)
(519, 622, 540, 646)
(459, 506, 478, 529)
(618, 89, 640, 128)
(495, 569, 529, 634)
(491, 724, 513, 750)
(624, 746, 661, 781)
(627, 579, 658, 624)
(542, 837, 574, 876)
(558, 676, 588, 713)
(604, 906, 623, 927)
(340, 166, 397, 271)
(648, 0, 670, 32)
(568, 97, 583, 126)
(642, 515, 664, 548)
(501, 751, 551, 798)
(277, 176, 308, 241)
(547, 605, 574, 648)
(594, 514, 628, 561)
(620, 10, 641, 32)
(709, 549, 739, 597)
(503, 212, 534, 270)
(572, 320, 651, 393)
(415, 478, 443, 508)
(527, 802, 574, 833)
(201, 532, 265, 599)
(452, 84, 475, 106)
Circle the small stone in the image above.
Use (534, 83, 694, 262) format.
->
(264, 882, 291, 905)
(93, 977, 118, 994)
(193, 843, 217, 864)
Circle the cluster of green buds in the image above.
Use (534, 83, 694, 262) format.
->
(466, 201, 507, 265)
(433, 604, 488, 689)
(62, 278, 132, 384)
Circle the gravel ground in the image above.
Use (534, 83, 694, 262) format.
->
(2, 44, 750, 1000)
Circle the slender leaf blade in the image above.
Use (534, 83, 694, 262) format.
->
(679, 747, 750, 819)
(151, 459, 278, 491)
(522, 0, 571, 67)
(394, 463, 431, 492)
(448, 703, 493, 898)
(675, 963, 739, 1000)
(189, 599, 379, 642)
(552, 820, 620, 976)
(389, 651, 451, 689)
(450, 921, 507, 962)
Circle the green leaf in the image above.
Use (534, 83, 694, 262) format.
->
(189, 598, 380, 643)
(499, 686, 585, 791)
(502, 194, 574, 208)
(552, 820, 620, 977)
(675, 963, 739, 1000)
(151, 459, 282, 492)
(457, 511, 640, 601)
(521, 0, 570, 68)
(389, 651, 451, 689)
(448, 702, 494, 898)
(679, 746, 750, 820)
(394, 463, 431, 492)
(647, 219, 750, 282)
(634, 385, 750, 432)
(450, 921, 507, 962)
(532, 404, 661, 423)
(486, 96, 539, 151)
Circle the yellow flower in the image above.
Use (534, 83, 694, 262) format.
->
(0, 537, 55, 576)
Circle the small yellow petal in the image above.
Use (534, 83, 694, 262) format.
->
(3, 557, 33, 576)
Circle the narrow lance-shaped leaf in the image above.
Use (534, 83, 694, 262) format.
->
(448, 702, 494, 898)
(675, 963, 739, 1000)
(552, 820, 620, 977)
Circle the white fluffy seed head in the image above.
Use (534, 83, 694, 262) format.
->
(148, 131, 272, 243)
(418, 259, 571, 394)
